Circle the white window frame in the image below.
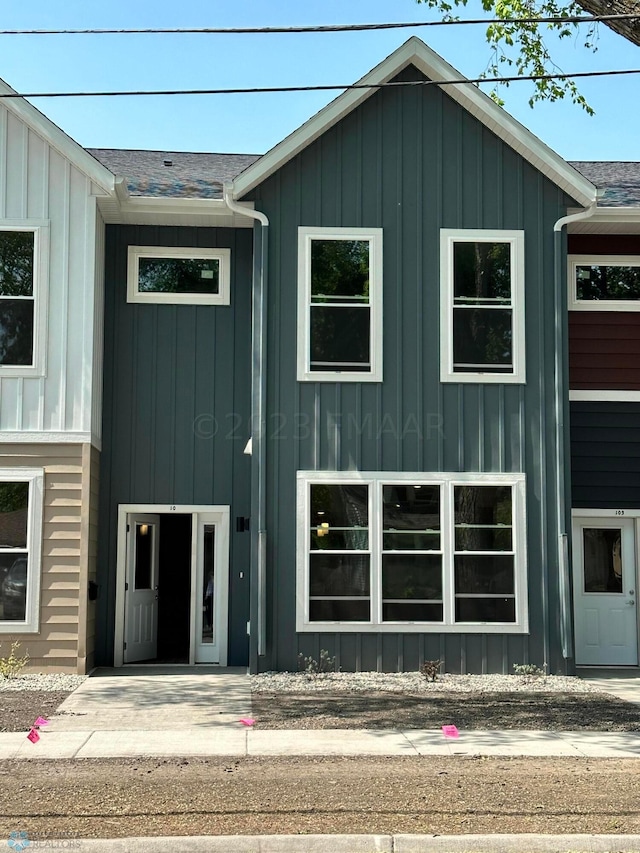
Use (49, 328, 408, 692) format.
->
(296, 470, 528, 634)
(127, 246, 231, 306)
(0, 468, 44, 634)
(0, 220, 49, 378)
(569, 255, 640, 311)
(440, 229, 526, 384)
(297, 226, 383, 382)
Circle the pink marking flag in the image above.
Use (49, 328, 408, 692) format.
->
(239, 718, 255, 727)
(34, 717, 49, 727)
(441, 725, 460, 739)
(27, 728, 40, 744)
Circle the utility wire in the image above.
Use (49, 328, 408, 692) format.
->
(0, 67, 639, 99)
(0, 14, 638, 35)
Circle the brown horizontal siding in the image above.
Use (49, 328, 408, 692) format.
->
(569, 312, 640, 389)
(0, 443, 96, 674)
(568, 235, 640, 255)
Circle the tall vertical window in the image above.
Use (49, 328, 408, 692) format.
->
(297, 227, 383, 382)
(297, 472, 527, 632)
(0, 469, 44, 633)
(441, 230, 525, 383)
(0, 226, 47, 372)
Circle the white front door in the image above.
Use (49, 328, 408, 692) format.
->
(124, 514, 160, 663)
(573, 517, 638, 666)
(192, 510, 229, 664)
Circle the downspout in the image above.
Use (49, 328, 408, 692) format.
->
(553, 200, 598, 664)
(222, 183, 269, 667)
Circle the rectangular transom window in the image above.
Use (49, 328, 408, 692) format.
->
(569, 256, 640, 311)
(441, 229, 525, 383)
(0, 223, 48, 375)
(297, 471, 527, 633)
(297, 227, 383, 382)
(0, 469, 44, 634)
(127, 246, 231, 305)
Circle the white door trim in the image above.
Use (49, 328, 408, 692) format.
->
(114, 504, 230, 667)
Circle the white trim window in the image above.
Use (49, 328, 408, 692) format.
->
(297, 227, 383, 382)
(0, 468, 44, 634)
(569, 255, 640, 311)
(0, 221, 49, 377)
(127, 246, 231, 306)
(441, 229, 525, 383)
(296, 471, 528, 633)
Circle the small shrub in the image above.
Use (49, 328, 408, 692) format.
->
(420, 659, 442, 682)
(0, 641, 29, 679)
(512, 663, 545, 678)
(297, 649, 336, 677)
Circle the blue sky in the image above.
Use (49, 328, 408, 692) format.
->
(0, 0, 638, 160)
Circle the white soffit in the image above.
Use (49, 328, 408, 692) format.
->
(233, 36, 596, 208)
(96, 195, 257, 227)
(0, 77, 115, 194)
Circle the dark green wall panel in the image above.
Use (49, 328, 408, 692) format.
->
(96, 225, 253, 666)
(249, 65, 575, 674)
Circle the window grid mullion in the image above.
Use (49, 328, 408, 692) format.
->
(371, 483, 382, 625)
(442, 482, 455, 626)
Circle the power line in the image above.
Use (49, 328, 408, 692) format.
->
(0, 67, 639, 99)
(0, 14, 637, 35)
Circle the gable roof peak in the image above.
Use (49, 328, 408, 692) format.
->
(233, 36, 595, 208)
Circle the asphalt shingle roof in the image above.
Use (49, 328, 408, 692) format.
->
(86, 148, 261, 199)
(85, 148, 640, 208)
(569, 161, 640, 207)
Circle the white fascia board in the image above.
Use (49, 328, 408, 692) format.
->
(566, 206, 640, 224)
(0, 78, 116, 195)
(233, 37, 596, 208)
(98, 194, 257, 226)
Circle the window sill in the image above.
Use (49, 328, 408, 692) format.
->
(296, 620, 529, 634)
(440, 372, 526, 385)
(298, 371, 383, 383)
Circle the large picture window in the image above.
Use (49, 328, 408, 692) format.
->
(127, 246, 231, 305)
(297, 471, 527, 633)
(569, 256, 640, 310)
(0, 223, 48, 375)
(0, 469, 44, 633)
(297, 227, 383, 382)
(441, 229, 525, 383)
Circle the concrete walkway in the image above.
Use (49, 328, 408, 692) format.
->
(3, 726, 640, 760)
(578, 668, 640, 704)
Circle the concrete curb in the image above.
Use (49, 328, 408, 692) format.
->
(25, 834, 640, 852)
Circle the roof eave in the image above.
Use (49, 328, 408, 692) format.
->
(0, 79, 116, 195)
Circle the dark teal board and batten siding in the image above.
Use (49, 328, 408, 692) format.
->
(571, 402, 640, 508)
(246, 66, 577, 674)
(96, 225, 253, 666)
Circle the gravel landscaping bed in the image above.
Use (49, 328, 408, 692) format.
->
(0, 674, 87, 732)
(251, 671, 640, 731)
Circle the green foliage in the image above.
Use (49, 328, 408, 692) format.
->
(512, 662, 546, 676)
(420, 659, 443, 681)
(297, 649, 337, 676)
(0, 640, 29, 678)
(416, 0, 597, 113)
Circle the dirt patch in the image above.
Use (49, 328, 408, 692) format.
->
(0, 755, 639, 837)
(251, 690, 640, 731)
(0, 691, 70, 733)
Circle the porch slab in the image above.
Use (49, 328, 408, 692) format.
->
(47, 666, 251, 731)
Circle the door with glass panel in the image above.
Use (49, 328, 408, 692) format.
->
(573, 518, 637, 665)
(193, 511, 229, 664)
(124, 514, 160, 663)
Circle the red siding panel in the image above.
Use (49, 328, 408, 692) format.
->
(569, 312, 640, 389)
